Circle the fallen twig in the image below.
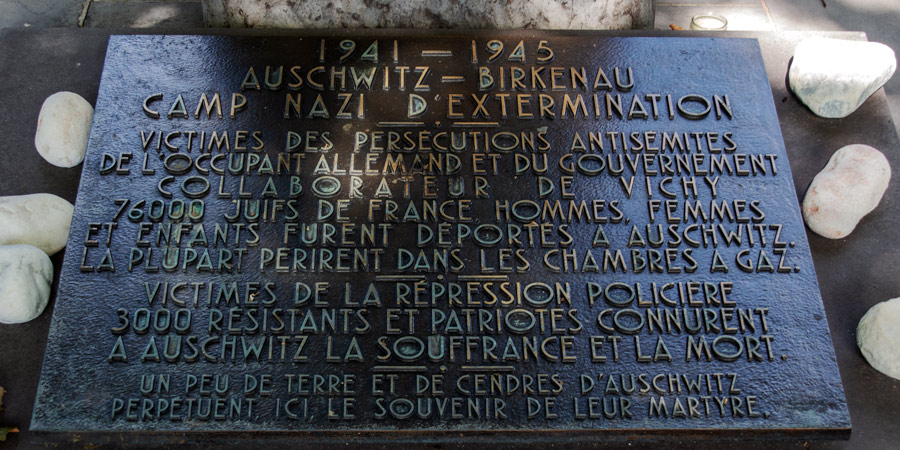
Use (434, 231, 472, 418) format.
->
(78, 0, 93, 27)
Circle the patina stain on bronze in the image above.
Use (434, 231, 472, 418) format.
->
(31, 34, 850, 440)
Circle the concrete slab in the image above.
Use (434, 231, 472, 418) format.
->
(0, 0, 204, 29)
(0, 0, 84, 28)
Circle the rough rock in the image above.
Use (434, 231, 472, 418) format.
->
(0, 194, 74, 255)
(201, 0, 654, 30)
(0, 244, 53, 324)
(802, 144, 890, 239)
(789, 38, 896, 118)
(858, 297, 900, 380)
(34, 91, 94, 168)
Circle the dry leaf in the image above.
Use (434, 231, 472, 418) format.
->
(0, 386, 17, 442)
(0, 427, 18, 442)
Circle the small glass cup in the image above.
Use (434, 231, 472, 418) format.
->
(690, 13, 728, 31)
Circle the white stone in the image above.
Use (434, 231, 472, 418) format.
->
(0, 244, 53, 324)
(34, 91, 94, 168)
(0, 194, 74, 255)
(200, 0, 654, 30)
(858, 297, 900, 380)
(789, 38, 896, 118)
(802, 144, 891, 239)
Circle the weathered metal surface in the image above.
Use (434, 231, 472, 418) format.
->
(30, 34, 849, 440)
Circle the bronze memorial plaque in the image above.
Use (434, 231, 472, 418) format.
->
(32, 33, 850, 441)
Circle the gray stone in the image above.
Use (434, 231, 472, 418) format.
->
(858, 297, 900, 380)
(34, 91, 93, 168)
(802, 144, 890, 239)
(0, 193, 74, 255)
(0, 244, 53, 324)
(789, 38, 896, 118)
(201, 0, 654, 30)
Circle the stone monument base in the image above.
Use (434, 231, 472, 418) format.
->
(200, 0, 655, 30)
